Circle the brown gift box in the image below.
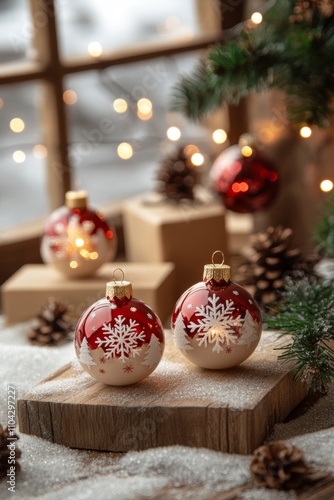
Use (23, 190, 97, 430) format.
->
(123, 196, 229, 297)
(1, 262, 175, 325)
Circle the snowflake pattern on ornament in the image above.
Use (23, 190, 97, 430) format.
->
(123, 364, 134, 373)
(188, 294, 244, 353)
(95, 316, 145, 362)
(99, 368, 106, 374)
(99, 356, 106, 364)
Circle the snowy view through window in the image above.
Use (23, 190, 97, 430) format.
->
(0, 0, 212, 229)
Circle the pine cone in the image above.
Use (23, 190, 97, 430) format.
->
(234, 226, 317, 307)
(27, 298, 74, 346)
(156, 146, 201, 202)
(0, 424, 21, 479)
(250, 441, 309, 490)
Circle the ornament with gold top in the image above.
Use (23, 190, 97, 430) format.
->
(40, 190, 117, 278)
(74, 269, 165, 385)
(171, 251, 262, 369)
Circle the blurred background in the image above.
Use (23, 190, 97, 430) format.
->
(1, 0, 333, 291)
(0, 0, 218, 228)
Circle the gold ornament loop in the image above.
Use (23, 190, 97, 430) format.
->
(204, 250, 230, 282)
(106, 268, 132, 300)
(212, 250, 224, 266)
(112, 267, 125, 283)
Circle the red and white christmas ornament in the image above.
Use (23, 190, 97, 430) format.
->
(171, 251, 262, 369)
(41, 190, 117, 278)
(75, 270, 165, 385)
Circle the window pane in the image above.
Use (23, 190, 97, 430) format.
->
(64, 53, 212, 207)
(0, 82, 48, 230)
(0, 0, 33, 62)
(57, 0, 208, 58)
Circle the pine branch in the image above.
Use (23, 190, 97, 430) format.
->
(314, 192, 334, 257)
(171, 0, 334, 127)
(170, 60, 227, 120)
(265, 277, 334, 392)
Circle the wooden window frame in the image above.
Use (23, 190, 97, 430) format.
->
(0, 0, 247, 288)
(0, 0, 220, 210)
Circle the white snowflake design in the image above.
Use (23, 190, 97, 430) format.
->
(130, 307, 137, 312)
(188, 294, 244, 353)
(232, 290, 239, 295)
(95, 315, 145, 362)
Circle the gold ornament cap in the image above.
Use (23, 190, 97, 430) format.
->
(203, 250, 231, 282)
(106, 268, 133, 299)
(65, 190, 88, 209)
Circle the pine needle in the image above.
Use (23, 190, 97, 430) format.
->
(265, 277, 334, 393)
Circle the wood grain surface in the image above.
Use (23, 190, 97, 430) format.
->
(18, 332, 308, 454)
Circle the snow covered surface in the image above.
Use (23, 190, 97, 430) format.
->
(0, 318, 334, 499)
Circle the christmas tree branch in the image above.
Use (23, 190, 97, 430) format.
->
(265, 277, 334, 392)
(314, 192, 334, 258)
(171, 0, 334, 126)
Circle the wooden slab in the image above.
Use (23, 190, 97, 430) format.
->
(17, 332, 308, 455)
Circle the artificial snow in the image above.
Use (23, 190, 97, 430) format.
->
(0, 318, 333, 499)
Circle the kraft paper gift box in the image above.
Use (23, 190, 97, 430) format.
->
(1, 262, 175, 325)
(123, 196, 229, 297)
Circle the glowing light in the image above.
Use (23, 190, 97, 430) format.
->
(75, 238, 84, 247)
(320, 179, 334, 192)
(137, 98, 152, 114)
(257, 127, 275, 144)
(184, 144, 199, 156)
(117, 142, 133, 160)
(10, 118, 25, 133)
(251, 12, 263, 24)
(300, 126, 312, 138)
(88, 41, 102, 57)
(63, 90, 77, 105)
(137, 110, 153, 120)
(113, 98, 128, 113)
(191, 153, 204, 166)
(0, 98, 3, 108)
(13, 150, 26, 163)
(241, 146, 253, 157)
(80, 249, 90, 258)
(212, 129, 227, 144)
(106, 229, 113, 239)
(33, 144, 47, 159)
(70, 260, 78, 269)
(167, 126, 181, 141)
(239, 182, 249, 192)
(89, 252, 99, 260)
(232, 183, 241, 193)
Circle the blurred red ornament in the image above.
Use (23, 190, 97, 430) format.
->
(41, 190, 117, 278)
(211, 141, 279, 213)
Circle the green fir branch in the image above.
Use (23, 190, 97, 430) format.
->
(171, 0, 334, 127)
(314, 192, 334, 257)
(265, 277, 334, 392)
